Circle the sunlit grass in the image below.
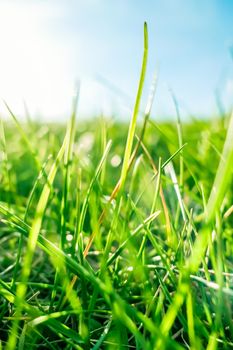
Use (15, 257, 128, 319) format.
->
(1, 109, 232, 349)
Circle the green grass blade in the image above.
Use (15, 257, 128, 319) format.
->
(6, 133, 68, 350)
(206, 111, 233, 222)
(120, 22, 148, 187)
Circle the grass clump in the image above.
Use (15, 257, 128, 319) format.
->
(0, 24, 233, 350)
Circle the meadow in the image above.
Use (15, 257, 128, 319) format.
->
(0, 24, 233, 350)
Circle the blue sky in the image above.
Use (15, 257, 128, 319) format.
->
(0, 0, 232, 121)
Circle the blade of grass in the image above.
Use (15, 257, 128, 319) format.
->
(120, 22, 148, 188)
(50, 87, 79, 310)
(6, 131, 69, 350)
(206, 111, 233, 221)
(60, 86, 79, 249)
(3, 101, 42, 171)
(83, 22, 149, 257)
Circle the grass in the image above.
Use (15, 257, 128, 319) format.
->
(1, 24, 233, 350)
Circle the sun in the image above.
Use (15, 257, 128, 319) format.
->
(0, 2, 72, 120)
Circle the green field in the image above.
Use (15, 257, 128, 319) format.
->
(1, 25, 233, 350)
(0, 107, 233, 349)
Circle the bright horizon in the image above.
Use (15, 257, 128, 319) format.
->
(0, 0, 233, 121)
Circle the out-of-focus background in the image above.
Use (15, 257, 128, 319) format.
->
(0, 0, 232, 121)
